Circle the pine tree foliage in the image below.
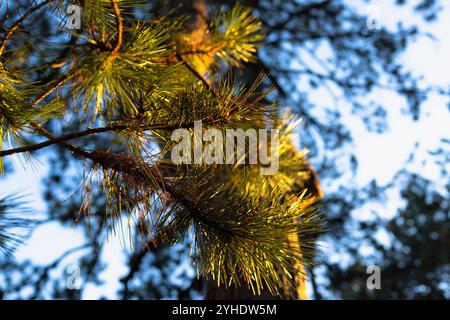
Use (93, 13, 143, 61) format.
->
(0, 63, 63, 172)
(0, 0, 323, 296)
(209, 4, 264, 68)
(0, 194, 33, 256)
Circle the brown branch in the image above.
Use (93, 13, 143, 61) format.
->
(110, 0, 123, 57)
(99, 0, 123, 69)
(0, 0, 53, 56)
(29, 123, 97, 161)
(0, 125, 126, 157)
(0, 121, 209, 157)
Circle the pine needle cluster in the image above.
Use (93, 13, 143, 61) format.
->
(0, 0, 324, 297)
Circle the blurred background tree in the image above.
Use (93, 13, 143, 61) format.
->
(0, 0, 449, 299)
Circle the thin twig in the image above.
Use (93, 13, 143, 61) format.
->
(31, 73, 75, 107)
(110, 0, 123, 57)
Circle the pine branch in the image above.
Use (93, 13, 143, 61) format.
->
(0, 119, 227, 157)
(28, 122, 98, 162)
(2, 76, 270, 158)
(18, 99, 320, 298)
(0, 125, 126, 157)
(75, 146, 322, 296)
